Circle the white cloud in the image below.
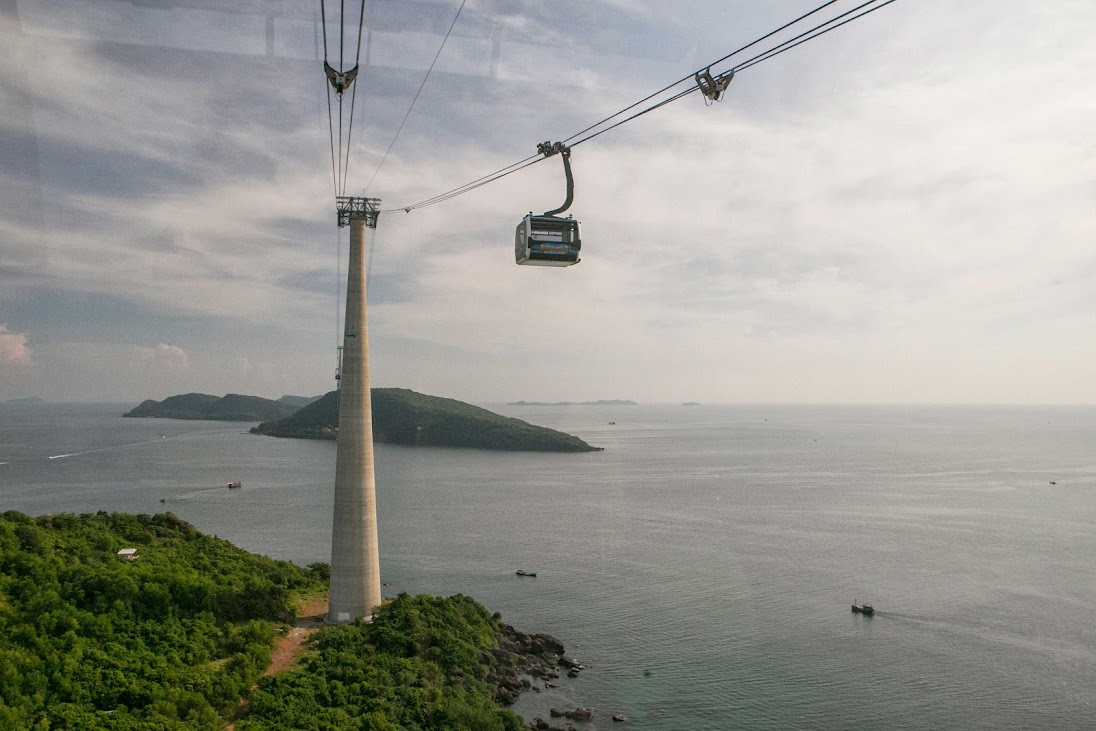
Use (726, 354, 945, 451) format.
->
(0, 325, 33, 367)
(135, 343, 190, 372)
(2, 0, 1094, 403)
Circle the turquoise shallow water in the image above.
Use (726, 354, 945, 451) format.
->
(1, 402, 1094, 729)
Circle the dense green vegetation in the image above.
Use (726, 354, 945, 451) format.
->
(251, 388, 602, 452)
(0, 511, 325, 730)
(241, 594, 526, 731)
(0, 513, 551, 730)
(124, 393, 301, 422)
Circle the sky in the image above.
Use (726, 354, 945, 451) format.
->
(0, 0, 1093, 405)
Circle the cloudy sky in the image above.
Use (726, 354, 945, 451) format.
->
(1, 0, 1093, 405)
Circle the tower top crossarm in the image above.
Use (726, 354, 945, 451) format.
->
(336, 196, 382, 228)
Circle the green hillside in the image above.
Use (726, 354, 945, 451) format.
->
(240, 594, 536, 731)
(0, 512, 550, 730)
(124, 393, 299, 422)
(251, 388, 602, 452)
(0, 511, 325, 730)
(276, 394, 323, 408)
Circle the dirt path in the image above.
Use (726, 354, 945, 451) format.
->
(266, 594, 328, 676)
(225, 595, 329, 729)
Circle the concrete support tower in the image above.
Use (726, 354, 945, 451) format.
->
(328, 197, 382, 623)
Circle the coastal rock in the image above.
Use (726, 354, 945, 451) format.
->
(488, 623, 567, 708)
(566, 708, 593, 720)
(550, 708, 565, 718)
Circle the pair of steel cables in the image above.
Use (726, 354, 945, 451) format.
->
(381, 0, 902, 214)
(320, 0, 468, 200)
(320, 0, 901, 351)
(321, 0, 467, 352)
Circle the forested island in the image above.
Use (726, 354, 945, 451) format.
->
(0, 512, 561, 730)
(123, 393, 310, 422)
(252, 388, 602, 452)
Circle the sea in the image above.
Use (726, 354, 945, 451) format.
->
(1, 402, 1094, 730)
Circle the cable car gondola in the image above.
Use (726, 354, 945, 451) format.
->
(516, 142, 581, 267)
(515, 213, 580, 266)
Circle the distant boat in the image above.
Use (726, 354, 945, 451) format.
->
(608, 421, 616, 425)
(851, 602, 875, 616)
(516, 570, 537, 577)
(227, 481, 242, 489)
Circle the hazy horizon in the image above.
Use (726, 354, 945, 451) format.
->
(6, 393, 1096, 409)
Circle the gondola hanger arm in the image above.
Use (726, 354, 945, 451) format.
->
(538, 141, 574, 217)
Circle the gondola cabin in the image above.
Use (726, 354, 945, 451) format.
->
(515, 213, 581, 266)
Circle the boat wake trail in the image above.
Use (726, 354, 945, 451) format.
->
(45, 435, 173, 462)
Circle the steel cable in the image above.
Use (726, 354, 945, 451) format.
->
(364, 0, 469, 193)
(386, 0, 901, 213)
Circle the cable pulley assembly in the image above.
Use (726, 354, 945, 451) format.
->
(325, 61, 360, 97)
(695, 67, 734, 103)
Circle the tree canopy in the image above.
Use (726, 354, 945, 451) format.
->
(0, 511, 324, 730)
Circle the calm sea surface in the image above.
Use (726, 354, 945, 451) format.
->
(1, 402, 1094, 729)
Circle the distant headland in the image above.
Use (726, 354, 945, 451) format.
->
(508, 399, 638, 406)
(1, 396, 45, 405)
(123, 393, 310, 422)
(253, 388, 602, 452)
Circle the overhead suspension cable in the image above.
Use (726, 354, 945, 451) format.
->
(559, 0, 846, 147)
(734, 0, 900, 73)
(566, 0, 899, 150)
(382, 0, 849, 213)
(385, 0, 901, 214)
(340, 0, 367, 195)
(364, 0, 469, 193)
(320, 0, 367, 197)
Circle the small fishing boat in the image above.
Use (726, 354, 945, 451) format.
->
(516, 570, 537, 577)
(227, 481, 242, 489)
(851, 602, 875, 616)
